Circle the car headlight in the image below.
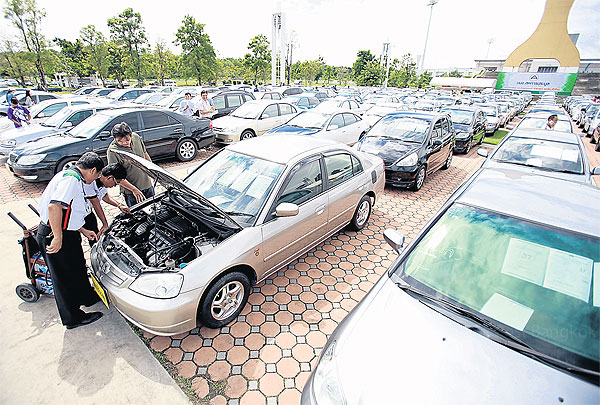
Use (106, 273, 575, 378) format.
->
(395, 152, 418, 167)
(17, 153, 47, 165)
(0, 139, 16, 146)
(312, 341, 346, 405)
(455, 131, 470, 140)
(129, 272, 184, 299)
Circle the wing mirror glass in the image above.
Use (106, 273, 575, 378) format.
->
(275, 203, 299, 217)
(384, 229, 405, 253)
(432, 139, 442, 146)
(97, 130, 112, 140)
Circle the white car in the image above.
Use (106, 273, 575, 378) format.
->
(265, 109, 370, 145)
(212, 100, 298, 144)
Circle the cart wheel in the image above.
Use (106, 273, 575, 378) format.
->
(16, 283, 39, 303)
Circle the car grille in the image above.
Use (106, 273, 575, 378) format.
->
(9, 153, 17, 164)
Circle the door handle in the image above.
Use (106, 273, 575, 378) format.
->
(315, 205, 326, 215)
(174, 128, 182, 132)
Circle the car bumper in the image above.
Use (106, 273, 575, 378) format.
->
(90, 244, 201, 336)
(5, 160, 55, 182)
(384, 166, 418, 188)
(214, 131, 239, 145)
(454, 139, 471, 152)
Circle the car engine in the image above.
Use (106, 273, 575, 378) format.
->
(108, 200, 222, 269)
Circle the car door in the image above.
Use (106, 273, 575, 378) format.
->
(255, 104, 280, 135)
(427, 119, 445, 172)
(139, 110, 183, 159)
(324, 113, 347, 143)
(474, 112, 485, 142)
(226, 94, 243, 116)
(61, 110, 93, 129)
(92, 112, 141, 160)
(260, 157, 328, 274)
(323, 152, 366, 232)
(343, 113, 363, 145)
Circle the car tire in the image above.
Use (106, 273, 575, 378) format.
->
(199, 271, 250, 328)
(16, 283, 39, 303)
(477, 132, 485, 145)
(591, 136, 597, 144)
(442, 149, 453, 170)
(464, 138, 472, 154)
(240, 130, 255, 141)
(348, 195, 372, 231)
(411, 165, 426, 191)
(56, 157, 79, 173)
(176, 139, 197, 162)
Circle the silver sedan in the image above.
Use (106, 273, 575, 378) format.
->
(90, 135, 385, 335)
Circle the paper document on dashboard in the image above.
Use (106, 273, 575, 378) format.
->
(543, 249, 593, 303)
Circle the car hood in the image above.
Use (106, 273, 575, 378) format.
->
(453, 123, 471, 132)
(0, 123, 58, 144)
(211, 115, 247, 130)
(113, 151, 241, 230)
(330, 277, 598, 404)
(483, 160, 590, 184)
(11, 132, 82, 155)
(266, 125, 320, 136)
(356, 136, 419, 165)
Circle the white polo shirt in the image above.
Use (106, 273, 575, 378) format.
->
(38, 168, 90, 231)
(83, 179, 108, 210)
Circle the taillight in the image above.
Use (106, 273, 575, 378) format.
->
(209, 121, 213, 130)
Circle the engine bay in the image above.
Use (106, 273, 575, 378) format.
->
(107, 190, 235, 269)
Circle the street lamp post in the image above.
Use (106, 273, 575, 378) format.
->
(420, 0, 438, 71)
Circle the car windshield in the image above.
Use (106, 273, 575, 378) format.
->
(396, 204, 600, 369)
(492, 137, 583, 174)
(443, 110, 473, 125)
(285, 111, 329, 129)
(29, 101, 57, 116)
(231, 103, 264, 119)
(43, 107, 74, 127)
(368, 115, 430, 143)
(155, 96, 177, 107)
(481, 108, 497, 117)
(518, 118, 572, 132)
(67, 113, 112, 138)
(365, 106, 397, 117)
(185, 150, 284, 223)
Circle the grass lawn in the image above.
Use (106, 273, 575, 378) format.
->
(483, 129, 509, 145)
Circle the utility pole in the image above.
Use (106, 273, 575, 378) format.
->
(421, 0, 438, 71)
(486, 37, 495, 59)
(382, 42, 391, 88)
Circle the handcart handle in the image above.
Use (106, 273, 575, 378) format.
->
(28, 204, 40, 217)
(7, 212, 27, 230)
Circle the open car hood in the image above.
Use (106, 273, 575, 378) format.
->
(113, 150, 241, 230)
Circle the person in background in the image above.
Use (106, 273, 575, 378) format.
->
(24, 90, 34, 107)
(35, 152, 104, 329)
(107, 122, 155, 207)
(196, 90, 216, 118)
(178, 92, 194, 117)
(545, 114, 558, 130)
(5, 88, 15, 104)
(82, 162, 130, 247)
(7, 97, 31, 128)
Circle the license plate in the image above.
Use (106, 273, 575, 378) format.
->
(90, 273, 109, 309)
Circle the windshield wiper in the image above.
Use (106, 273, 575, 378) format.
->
(396, 281, 600, 378)
(496, 161, 580, 174)
(224, 211, 254, 218)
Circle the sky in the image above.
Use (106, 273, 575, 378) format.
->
(2, 0, 599, 69)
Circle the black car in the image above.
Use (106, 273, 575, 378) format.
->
(6, 108, 214, 182)
(441, 106, 487, 153)
(206, 90, 256, 119)
(356, 111, 455, 190)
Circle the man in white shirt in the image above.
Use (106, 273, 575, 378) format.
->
(545, 114, 558, 130)
(197, 90, 216, 118)
(178, 92, 195, 117)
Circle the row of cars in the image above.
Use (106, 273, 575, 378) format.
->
(564, 94, 600, 151)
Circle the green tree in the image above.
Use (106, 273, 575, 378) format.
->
(53, 38, 90, 77)
(152, 40, 176, 85)
(243, 34, 270, 85)
(352, 50, 375, 81)
(80, 25, 108, 86)
(107, 8, 148, 86)
(0, 39, 29, 86)
(448, 69, 462, 77)
(107, 42, 127, 87)
(388, 53, 418, 88)
(4, 0, 48, 88)
(356, 59, 382, 86)
(174, 15, 217, 85)
(417, 71, 433, 88)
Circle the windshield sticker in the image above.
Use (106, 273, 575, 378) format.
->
(525, 158, 543, 167)
(481, 293, 534, 331)
(230, 170, 255, 193)
(246, 175, 274, 200)
(593, 263, 600, 307)
(543, 249, 593, 303)
(501, 238, 548, 286)
(561, 149, 579, 163)
(207, 195, 231, 208)
(216, 165, 244, 187)
(530, 145, 563, 159)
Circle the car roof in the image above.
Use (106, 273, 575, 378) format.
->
(523, 112, 570, 120)
(387, 111, 440, 120)
(457, 168, 600, 237)
(244, 99, 293, 106)
(507, 128, 579, 144)
(226, 135, 345, 164)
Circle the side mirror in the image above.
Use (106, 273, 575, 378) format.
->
(477, 148, 489, 158)
(275, 202, 299, 217)
(328, 124, 339, 131)
(592, 167, 600, 176)
(384, 229, 405, 253)
(432, 138, 442, 146)
(61, 121, 73, 128)
(97, 130, 112, 140)
(37, 112, 46, 118)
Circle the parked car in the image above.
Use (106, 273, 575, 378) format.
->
(153, 94, 190, 110)
(255, 91, 283, 101)
(302, 168, 600, 404)
(581, 103, 600, 133)
(0, 98, 94, 135)
(89, 135, 385, 335)
(314, 99, 365, 114)
(88, 88, 117, 98)
(266, 109, 369, 145)
(362, 103, 409, 126)
(212, 100, 298, 144)
(477, 128, 599, 183)
(515, 112, 573, 133)
(284, 95, 320, 110)
(441, 106, 487, 154)
(474, 104, 501, 134)
(6, 108, 214, 182)
(197, 90, 256, 120)
(0, 90, 59, 115)
(133, 92, 167, 105)
(0, 104, 113, 156)
(72, 86, 101, 95)
(356, 111, 455, 190)
(103, 88, 153, 103)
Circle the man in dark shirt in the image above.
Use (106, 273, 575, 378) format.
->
(7, 97, 31, 128)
